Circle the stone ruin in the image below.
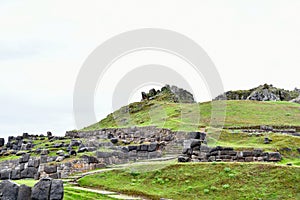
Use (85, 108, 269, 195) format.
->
(0, 126, 288, 182)
(141, 84, 195, 103)
(178, 132, 282, 163)
(0, 178, 63, 200)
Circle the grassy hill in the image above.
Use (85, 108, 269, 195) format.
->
(82, 100, 300, 131)
(78, 162, 300, 200)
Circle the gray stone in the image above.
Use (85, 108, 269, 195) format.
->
(41, 149, 50, 155)
(19, 153, 30, 163)
(0, 180, 19, 200)
(0, 138, 5, 147)
(140, 144, 149, 151)
(50, 180, 64, 200)
(31, 178, 52, 200)
(11, 169, 21, 180)
(17, 184, 31, 200)
(267, 152, 282, 162)
(178, 156, 190, 162)
(40, 155, 48, 163)
(148, 142, 158, 152)
(44, 165, 57, 174)
(55, 156, 64, 162)
(21, 167, 37, 178)
(110, 138, 118, 144)
(1, 170, 12, 180)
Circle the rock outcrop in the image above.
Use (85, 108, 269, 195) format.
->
(214, 84, 300, 102)
(141, 85, 195, 103)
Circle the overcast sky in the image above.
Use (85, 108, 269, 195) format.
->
(0, 0, 300, 140)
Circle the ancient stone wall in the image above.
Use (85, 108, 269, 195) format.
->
(0, 178, 63, 200)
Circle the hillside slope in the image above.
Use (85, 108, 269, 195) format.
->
(82, 100, 300, 131)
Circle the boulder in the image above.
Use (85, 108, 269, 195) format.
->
(31, 178, 52, 200)
(19, 153, 30, 163)
(55, 156, 64, 162)
(110, 138, 118, 144)
(50, 180, 64, 200)
(81, 155, 99, 164)
(11, 169, 21, 180)
(44, 165, 57, 174)
(264, 138, 272, 144)
(140, 144, 149, 151)
(0, 180, 19, 200)
(21, 167, 37, 178)
(0, 170, 11, 180)
(41, 149, 50, 155)
(22, 133, 29, 138)
(267, 152, 282, 162)
(178, 156, 190, 162)
(56, 150, 65, 156)
(70, 140, 81, 147)
(128, 145, 137, 151)
(148, 142, 158, 152)
(0, 138, 5, 147)
(17, 184, 31, 200)
(77, 147, 88, 153)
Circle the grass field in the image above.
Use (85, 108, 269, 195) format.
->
(78, 162, 300, 200)
(82, 100, 300, 131)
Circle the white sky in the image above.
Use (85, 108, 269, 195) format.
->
(0, 0, 300, 139)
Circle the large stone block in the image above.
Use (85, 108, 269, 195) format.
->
(0, 138, 5, 147)
(0, 180, 19, 200)
(17, 184, 31, 200)
(31, 178, 52, 200)
(44, 165, 57, 174)
(50, 179, 64, 200)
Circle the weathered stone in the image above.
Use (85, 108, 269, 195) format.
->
(16, 151, 26, 156)
(11, 169, 21, 180)
(1, 170, 12, 180)
(110, 138, 118, 144)
(267, 152, 282, 162)
(44, 165, 57, 174)
(70, 140, 81, 147)
(148, 142, 158, 152)
(128, 145, 137, 151)
(17, 184, 31, 200)
(31, 178, 52, 200)
(190, 139, 201, 149)
(140, 144, 149, 151)
(96, 151, 112, 158)
(19, 153, 30, 163)
(77, 147, 88, 153)
(253, 149, 263, 156)
(50, 179, 64, 200)
(0, 138, 5, 147)
(242, 151, 253, 157)
(55, 156, 64, 162)
(40, 155, 48, 163)
(0, 180, 19, 200)
(41, 149, 50, 155)
(81, 155, 99, 164)
(264, 137, 272, 144)
(178, 156, 190, 162)
(56, 150, 65, 156)
(21, 167, 37, 178)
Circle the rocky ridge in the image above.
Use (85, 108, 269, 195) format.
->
(214, 84, 300, 102)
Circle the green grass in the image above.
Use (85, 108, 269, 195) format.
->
(82, 100, 300, 131)
(64, 187, 115, 200)
(78, 162, 300, 200)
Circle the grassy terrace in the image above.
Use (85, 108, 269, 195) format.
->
(78, 162, 300, 200)
(83, 100, 300, 131)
